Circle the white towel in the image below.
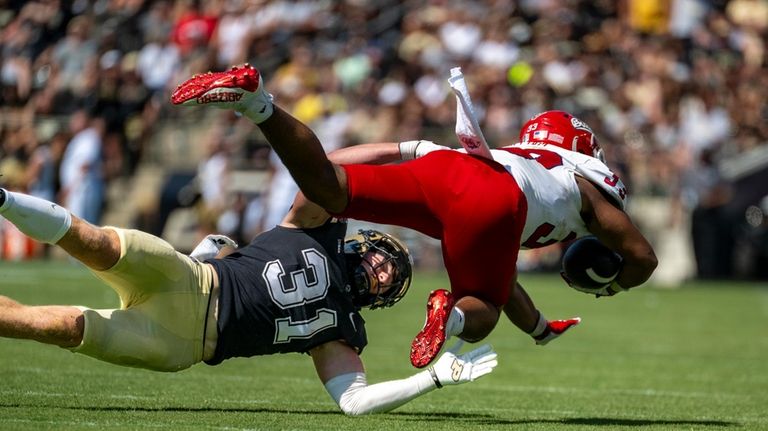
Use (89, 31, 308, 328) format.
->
(448, 67, 493, 159)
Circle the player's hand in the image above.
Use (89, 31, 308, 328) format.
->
(533, 317, 581, 345)
(427, 341, 497, 387)
(190, 234, 238, 261)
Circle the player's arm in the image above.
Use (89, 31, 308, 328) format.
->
(322, 140, 451, 164)
(310, 340, 496, 416)
(504, 281, 581, 345)
(577, 176, 658, 289)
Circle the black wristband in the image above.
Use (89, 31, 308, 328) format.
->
(428, 366, 443, 389)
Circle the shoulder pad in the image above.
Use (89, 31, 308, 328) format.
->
(572, 158, 627, 210)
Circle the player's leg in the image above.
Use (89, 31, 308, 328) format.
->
(258, 106, 349, 214)
(57, 217, 121, 271)
(409, 290, 499, 368)
(453, 296, 500, 342)
(0, 295, 84, 347)
(170, 65, 348, 213)
(409, 153, 526, 366)
(0, 189, 111, 349)
(72, 229, 217, 371)
(0, 188, 120, 270)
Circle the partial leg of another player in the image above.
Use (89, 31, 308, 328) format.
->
(171, 65, 349, 214)
(410, 291, 500, 368)
(0, 188, 121, 270)
(0, 295, 84, 347)
(0, 189, 122, 347)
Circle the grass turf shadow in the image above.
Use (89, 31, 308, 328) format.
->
(0, 403, 741, 427)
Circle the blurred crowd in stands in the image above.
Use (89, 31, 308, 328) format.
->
(0, 0, 767, 283)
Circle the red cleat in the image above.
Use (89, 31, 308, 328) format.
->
(410, 289, 455, 368)
(171, 64, 274, 123)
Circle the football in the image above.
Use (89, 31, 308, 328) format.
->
(561, 236, 623, 291)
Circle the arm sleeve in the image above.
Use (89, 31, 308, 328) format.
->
(323, 371, 437, 416)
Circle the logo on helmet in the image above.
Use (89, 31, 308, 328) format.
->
(570, 117, 593, 133)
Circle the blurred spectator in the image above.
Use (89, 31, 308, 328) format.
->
(211, 0, 252, 68)
(137, 31, 181, 94)
(684, 149, 735, 279)
(59, 109, 104, 224)
(26, 129, 66, 202)
(0, 0, 766, 282)
(196, 129, 231, 233)
(171, 0, 218, 57)
(51, 15, 96, 100)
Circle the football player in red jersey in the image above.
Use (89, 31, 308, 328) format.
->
(172, 65, 658, 368)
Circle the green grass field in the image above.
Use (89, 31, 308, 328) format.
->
(0, 261, 766, 431)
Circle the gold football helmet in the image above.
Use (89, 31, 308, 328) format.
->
(344, 229, 413, 309)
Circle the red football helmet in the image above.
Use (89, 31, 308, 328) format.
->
(519, 110, 605, 162)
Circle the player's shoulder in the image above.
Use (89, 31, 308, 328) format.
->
(567, 155, 628, 210)
(500, 144, 628, 209)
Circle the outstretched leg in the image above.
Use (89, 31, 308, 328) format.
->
(0, 188, 120, 270)
(170, 65, 349, 213)
(0, 189, 120, 347)
(258, 107, 349, 213)
(0, 296, 84, 347)
(57, 217, 121, 271)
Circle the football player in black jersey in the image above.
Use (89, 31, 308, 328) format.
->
(0, 146, 498, 415)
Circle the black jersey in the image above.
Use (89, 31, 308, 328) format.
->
(205, 220, 366, 365)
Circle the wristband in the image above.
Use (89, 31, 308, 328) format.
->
(528, 311, 548, 338)
(427, 366, 443, 388)
(399, 140, 422, 160)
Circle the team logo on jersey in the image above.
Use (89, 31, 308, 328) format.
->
(571, 117, 593, 132)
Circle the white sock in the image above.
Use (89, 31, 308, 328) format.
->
(243, 92, 274, 124)
(0, 190, 72, 244)
(528, 312, 548, 337)
(445, 307, 465, 337)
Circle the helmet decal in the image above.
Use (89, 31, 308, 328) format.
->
(570, 117, 593, 133)
(519, 110, 604, 162)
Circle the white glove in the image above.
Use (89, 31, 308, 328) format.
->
(190, 234, 238, 261)
(426, 340, 497, 388)
(398, 140, 449, 160)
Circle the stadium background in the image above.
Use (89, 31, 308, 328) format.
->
(0, 0, 766, 286)
(1, 2, 767, 429)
